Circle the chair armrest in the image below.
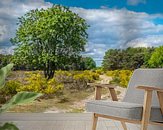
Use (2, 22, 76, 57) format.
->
(136, 86, 163, 92)
(87, 83, 118, 101)
(137, 86, 163, 115)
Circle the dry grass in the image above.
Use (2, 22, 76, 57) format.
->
(8, 88, 94, 113)
(4, 71, 122, 113)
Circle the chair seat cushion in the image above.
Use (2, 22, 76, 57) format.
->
(86, 100, 163, 122)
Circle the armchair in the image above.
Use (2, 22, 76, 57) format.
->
(86, 69, 163, 130)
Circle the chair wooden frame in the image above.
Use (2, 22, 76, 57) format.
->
(87, 83, 163, 130)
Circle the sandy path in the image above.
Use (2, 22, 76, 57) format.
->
(45, 74, 126, 113)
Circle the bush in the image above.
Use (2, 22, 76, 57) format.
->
(73, 70, 99, 89)
(55, 70, 100, 90)
(0, 80, 21, 104)
(55, 70, 73, 83)
(1, 70, 100, 96)
(17, 72, 63, 95)
(106, 70, 133, 87)
(94, 68, 105, 75)
(148, 46, 163, 68)
(2, 80, 21, 95)
(73, 70, 99, 82)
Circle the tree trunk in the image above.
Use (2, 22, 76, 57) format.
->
(43, 61, 55, 80)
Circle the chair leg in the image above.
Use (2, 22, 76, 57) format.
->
(121, 121, 127, 130)
(92, 113, 98, 130)
(141, 90, 152, 130)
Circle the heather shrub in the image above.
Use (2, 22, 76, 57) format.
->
(55, 70, 99, 90)
(94, 68, 105, 75)
(55, 70, 73, 83)
(73, 70, 99, 81)
(106, 70, 133, 87)
(2, 80, 21, 95)
(17, 72, 63, 95)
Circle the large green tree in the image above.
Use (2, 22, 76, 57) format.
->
(11, 5, 89, 79)
(79, 57, 96, 70)
(102, 47, 154, 70)
(143, 47, 155, 67)
(148, 46, 163, 68)
(102, 49, 123, 70)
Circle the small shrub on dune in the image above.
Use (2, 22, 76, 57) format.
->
(1, 80, 21, 95)
(73, 70, 99, 82)
(55, 70, 100, 90)
(17, 72, 63, 95)
(55, 70, 73, 83)
(106, 70, 133, 88)
(0, 72, 64, 99)
(95, 68, 105, 75)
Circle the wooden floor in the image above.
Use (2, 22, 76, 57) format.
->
(0, 113, 140, 130)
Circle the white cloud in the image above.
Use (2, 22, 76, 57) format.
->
(82, 42, 108, 66)
(71, 7, 163, 65)
(0, 0, 52, 48)
(0, 1, 163, 66)
(0, 46, 15, 54)
(126, 35, 163, 47)
(0, 25, 7, 42)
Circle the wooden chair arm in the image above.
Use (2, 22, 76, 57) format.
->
(137, 85, 163, 125)
(136, 86, 163, 92)
(87, 83, 118, 101)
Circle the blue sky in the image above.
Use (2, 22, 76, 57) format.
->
(46, 0, 163, 14)
(0, 0, 163, 66)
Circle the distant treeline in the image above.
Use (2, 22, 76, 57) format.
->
(1, 46, 162, 71)
(0, 54, 96, 71)
(102, 46, 163, 70)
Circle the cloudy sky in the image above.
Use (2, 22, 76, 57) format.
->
(0, 0, 163, 66)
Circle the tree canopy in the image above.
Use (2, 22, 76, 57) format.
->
(102, 47, 155, 70)
(148, 46, 163, 68)
(0, 54, 12, 69)
(79, 57, 96, 70)
(11, 5, 89, 79)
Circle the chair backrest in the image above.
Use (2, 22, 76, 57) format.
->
(123, 69, 163, 107)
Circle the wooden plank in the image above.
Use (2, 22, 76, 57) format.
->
(96, 121, 107, 130)
(95, 113, 141, 124)
(74, 121, 86, 130)
(141, 90, 153, 130)
(157, 91, 163, 114)
(0, 113, 119, 130)
(108, 88, 118, 101)
(121, 121, 127, 130)
(137, 86, 163, 92)
(92, 113, 98, 130)
(95, 86, 101, 100)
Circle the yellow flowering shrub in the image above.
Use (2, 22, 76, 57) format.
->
(2, 70, 100, 95)
(94, 68, 105, 75)
(72, 70, 99, 89)
(1, 80, 21, 95)
(73, 70, 99, 82)
(119, 70, 133, 87)
(54, 70, 99, 90)
(106, 70, 117, 77)
(17, 72, 63, 95)
(106, 70, 133, 87)
(55, 70, 73, 83)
